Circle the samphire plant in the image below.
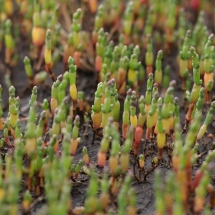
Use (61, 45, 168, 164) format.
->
(0, 0, 214, 214)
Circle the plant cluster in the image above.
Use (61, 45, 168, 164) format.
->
(0, 0, 214, 215)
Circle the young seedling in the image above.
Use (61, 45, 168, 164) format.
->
(68, 57, 78, 112)
(122, 89, 132, 139)
(154, 50, 163, 87)
(145, 34, 154, 76)
(82, 147, 89, 166)
(71, 115, 80, 155)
